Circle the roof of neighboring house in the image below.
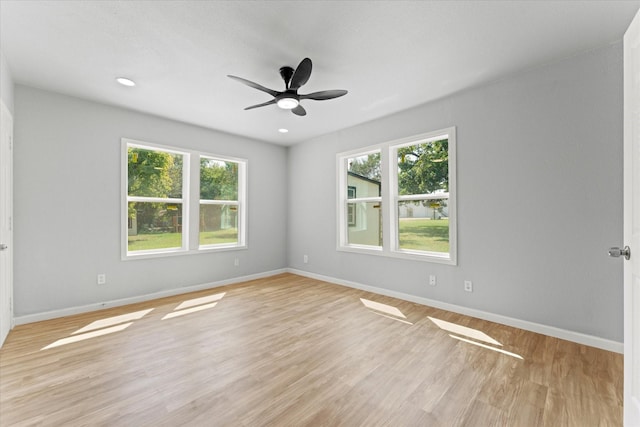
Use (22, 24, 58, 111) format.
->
(347, 171, 381, 187)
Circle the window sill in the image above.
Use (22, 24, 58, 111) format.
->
(123, 244, 247, 261)
(337, 245, 456, 265)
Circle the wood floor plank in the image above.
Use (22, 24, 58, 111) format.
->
(0, 273, 623, 426)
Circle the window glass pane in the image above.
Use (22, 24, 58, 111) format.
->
(200, 158, 238, 200)
(397, 199, 449, 253)
(127, 202, 183, 252)
(347, 153, 381, 198)
(199, 204, 238, 246)
(397, 139, 448, 196)
(347, 202, 382, 247)
(128, 147, 183, 198)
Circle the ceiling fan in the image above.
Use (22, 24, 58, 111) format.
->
(227, 58, 348, 116)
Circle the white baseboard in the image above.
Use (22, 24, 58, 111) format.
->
(13, 267, 623, 354)
(14, 269, 288, 325)
(287, 268, 624, 354)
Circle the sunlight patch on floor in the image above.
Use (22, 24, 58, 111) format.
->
(42, 322, 133, 350)
(162, 292, 226, 320)
(174, 292, 226, 311)
(428, 316, 502, 346)
(359, 298, 413, 325)
(41, 308, 156, 350)
(449, 334, 523, 360)
(72, 309, 154, 335)
(371, 311, 414, 325)
(360, 298, 407, 318)
(162, 302, 218, 320)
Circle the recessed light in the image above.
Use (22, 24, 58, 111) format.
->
(278, 128, 289, 134)
(116, 77, 136, 87)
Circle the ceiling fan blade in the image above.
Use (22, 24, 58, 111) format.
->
(292, 105, 307, 116)
(244, 99, 277, 110)
(227, 75, 279, 97)
(289, 58, 312, 90)
(300, 90, 348, 100)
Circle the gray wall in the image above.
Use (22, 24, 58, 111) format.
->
(288, 43, 624, 342)
(12, 42, 625, 343)
(13, 86, 288, 316)
(1, 50, 14, 113)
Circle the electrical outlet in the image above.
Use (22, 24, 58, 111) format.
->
(303, 254, 308, 264)
(97, 274, 106, 285)
(464, 280, 473, 292)
(234, 258, 239, 267)
(429, 275, 436, 286)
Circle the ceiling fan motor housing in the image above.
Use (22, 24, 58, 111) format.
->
(279, 66, 295, 88)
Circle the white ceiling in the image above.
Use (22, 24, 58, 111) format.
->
(1, 1, 638, 145)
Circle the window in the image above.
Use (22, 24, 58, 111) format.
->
(199, 156, 241, 247)
(345, 151, 382, 248)
(337, 128, 456, 264)
(391, 136, 451, 256)
(125, 144, 187, 254)
(123, 139, 246, 258)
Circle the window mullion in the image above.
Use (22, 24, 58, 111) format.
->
(238, 160, 247, 247)
(337, 155, 347, 248)
(127, 196, 184, 204)
(397, 194, 450, 202)
(385, 145, 396, 254)
(200, 200, 239, 205)
(181, 151, 193, 251)
(347, 196, 381, 204)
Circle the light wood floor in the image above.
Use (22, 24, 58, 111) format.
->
(0, 273, 622, 426)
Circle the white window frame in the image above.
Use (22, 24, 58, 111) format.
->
(347, 186, 357, 226)
(337, 148, 383, 252)
(122, 138, 247, 260)
(198, 155, 247, 250)
(336, 127, 457, 265)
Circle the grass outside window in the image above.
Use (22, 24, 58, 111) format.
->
(128, 229, 238, 252)
(398, 218, 449, 253)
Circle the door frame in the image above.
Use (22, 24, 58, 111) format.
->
(0, 99, 14, 348)
(623, 7, 640, 426)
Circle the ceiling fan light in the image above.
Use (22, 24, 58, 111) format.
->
(277, 97, 299, 110)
